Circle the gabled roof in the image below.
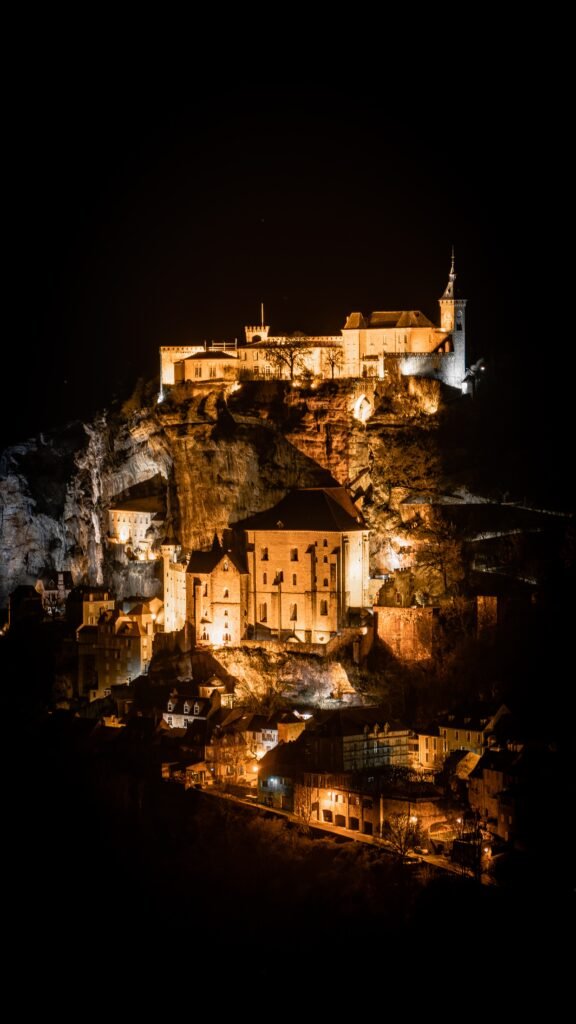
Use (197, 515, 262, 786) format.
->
(368, 310, 435, 328)
(234, 487, 366, 533)
(343, 312, 367, 329)
(186, 546, 247, 575)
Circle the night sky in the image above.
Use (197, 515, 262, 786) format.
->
(4, 87, 557, 448)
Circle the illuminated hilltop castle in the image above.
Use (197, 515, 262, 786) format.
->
(160, 252, 467, 392)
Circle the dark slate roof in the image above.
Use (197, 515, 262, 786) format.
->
(180, 351, 238, 361)
(469, 747, 519, 779)
(186, 546, 247, 575)
(234, 487, 366, 532)
(343, 312, 367, 329)
(436, 702, 508, 733)
(305, 707, 409, 739)
(368, 310, 435, 328)
(258, 739, 305, 776)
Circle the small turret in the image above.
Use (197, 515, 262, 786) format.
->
(245, 301, 269, 344)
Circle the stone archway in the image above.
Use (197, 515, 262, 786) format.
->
(352, 393, 372, 423)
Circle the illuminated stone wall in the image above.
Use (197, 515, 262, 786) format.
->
(186, 557, 249, 647)
(373, 605, 437, 661)
(108, 507, 157, 548)
(161, 545, 187, 632)
(243, 528, 369, 643)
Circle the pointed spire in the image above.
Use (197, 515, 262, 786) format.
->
(442, 246, 456, 299)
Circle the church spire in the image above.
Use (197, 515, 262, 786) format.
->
(442, 246, 456, 299)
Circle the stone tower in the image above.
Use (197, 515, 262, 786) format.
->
(438, 248, 467, 388)
(244, 302, 270, 344)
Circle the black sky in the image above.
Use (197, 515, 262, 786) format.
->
(4, 87, 556, 447)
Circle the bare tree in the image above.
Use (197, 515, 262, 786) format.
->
(414, 512, 463, 598)
(323, 344, 344, 379)
(294, 779, 316, 833)
(266, 333, 312, 381)
(384, 812, 422, 860)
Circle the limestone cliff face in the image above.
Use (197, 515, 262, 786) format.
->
(1, 374, 471, 608)
(0, 383, 335, 606)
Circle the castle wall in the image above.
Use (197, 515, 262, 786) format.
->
(373, 605, 437, 661)
(398, 351, 465, 389)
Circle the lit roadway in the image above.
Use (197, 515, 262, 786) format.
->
(197, 786, 495, 884)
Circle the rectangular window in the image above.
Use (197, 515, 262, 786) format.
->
(259, 602, 267, 622)
(292, 574, 297, 586)
(261, 547, 269, 561)
(263, 572, 267, 584)
(290, 548, 298, 561)
(290, 604, 297, 621)
(209, 366, 217, 378)
(320, 600, 328, 615)
(194, 366, 202, 378)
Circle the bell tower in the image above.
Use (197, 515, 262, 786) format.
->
(439, 248, 467, 388)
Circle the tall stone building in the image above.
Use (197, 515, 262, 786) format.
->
(237, 487, 369, 644)
(161, 487, 371, 647)
(186, 538, 249, 647)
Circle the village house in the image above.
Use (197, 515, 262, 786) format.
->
(300, 708, 419, 773)
(163, 689, 218, 729)
(76, 598, 162, 698)
(206, 711, 280, 785)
